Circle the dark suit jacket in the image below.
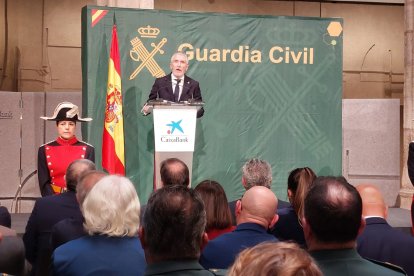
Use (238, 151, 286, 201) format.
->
(0, 206, 11, 228)
(407, 142, 414, 185)
(50, 218, 86, 251)
(23, 191, 83, 275)
(407, 142, 414, 231)
(148, 73, 204, 118)
(269, 206, 306, 247)
(199, 223, 277, 269)
(228, 198, 291, 225)
(357, 217, 414, 276)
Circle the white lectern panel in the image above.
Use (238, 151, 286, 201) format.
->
(153, 107, 197, 152)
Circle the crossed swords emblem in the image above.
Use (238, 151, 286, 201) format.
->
(129, 29, 168, 80)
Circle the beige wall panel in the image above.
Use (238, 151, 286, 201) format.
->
(44, 0, 94, 47)
(343, 73, 387, 98)
(47, 47, 81, 90)
(13, 0, 43, 68)
(294, 1, 321, 17)
(156, 0, 293, 16)
(322, 3, 403, 74)
(19, 67, 49, 92)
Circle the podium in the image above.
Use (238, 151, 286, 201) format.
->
(146, 100, 203, 189)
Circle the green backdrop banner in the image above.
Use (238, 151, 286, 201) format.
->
(81, 6, 343, 203)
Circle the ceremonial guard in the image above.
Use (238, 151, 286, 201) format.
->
(38, 102, 94, 196)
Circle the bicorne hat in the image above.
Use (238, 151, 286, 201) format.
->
(40, 102, 92, 122)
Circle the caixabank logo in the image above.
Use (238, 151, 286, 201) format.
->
(160, 119, 189, 143)
(129, 25, 167, 80)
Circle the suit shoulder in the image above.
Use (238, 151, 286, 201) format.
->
(156, 74, 171, 82)
(184, 75, 199, 85)
(366, 258, 407, 275)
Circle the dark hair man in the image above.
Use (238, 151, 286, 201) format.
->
(140, 185, 215, 275)
(302, 176, 406, 276)
(160, 158, 190, 187)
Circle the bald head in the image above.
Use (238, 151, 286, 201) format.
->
(356, 184, 387, 218)
(160, 158, 189, 187)
(236, 186, 278, 229)
(76, 170, 107, 204)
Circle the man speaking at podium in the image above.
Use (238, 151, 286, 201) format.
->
(142, 52, 204, 118)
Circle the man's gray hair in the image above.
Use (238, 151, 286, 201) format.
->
(242, 158, 272, 189)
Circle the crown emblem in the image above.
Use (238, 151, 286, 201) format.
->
(138, 25, 160, 38)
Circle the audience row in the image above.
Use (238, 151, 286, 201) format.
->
(0, 157, 413, 275)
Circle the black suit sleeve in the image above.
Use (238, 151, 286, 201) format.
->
(85, 145, 95, 163)
(148, 79, 161, 101)
(23, 201, 39, 264)
(37, 146, 53, 197)
(192, 81, 204, 118)
(408, 143, 414, 186)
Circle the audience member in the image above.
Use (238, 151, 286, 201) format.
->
(160, 157, 190, 187)
(228, 241, 322, 276)
(195, 180, 236, 240)
(50, 170, 107, 250)
(303, 176, 406, 276)
(229, 158, 289, 225)
(140, 185, 215, 275)
(52, 175, 145, 275)
(23, 159, 95, 275)
(270, 167, 316, 247)
(0, 226, 30, 275)
(0, 206, 11, 228)
(200, 186, 279, 269)
(141, 157, 190, 222)
(356, 183, 414, 276)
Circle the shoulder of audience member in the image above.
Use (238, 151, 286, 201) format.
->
(366, 258, 407, 275)
(209, 268, 227, 275)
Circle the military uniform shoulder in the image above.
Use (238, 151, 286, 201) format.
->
(78, 140, 94, 148)
(39, 140, 58, 147)
(366, 258, 407, 275)
(209, 268, 227, 276)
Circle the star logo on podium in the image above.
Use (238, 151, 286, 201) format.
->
(167, 120, 184, 134)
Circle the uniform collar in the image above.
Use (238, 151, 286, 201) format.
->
(56, 136, 78, 145)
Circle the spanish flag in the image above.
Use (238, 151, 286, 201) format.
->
(102, 24, 125, 175)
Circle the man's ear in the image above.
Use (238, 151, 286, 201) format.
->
(235, 200, 242, 216)
(241, 177, 246, 188)
(200, 232, 208, 251)
(301, 217, 312, 241)
(269, 214, 279, 229)
(138, 226, 146, 249)
(357, 216, 366, 237)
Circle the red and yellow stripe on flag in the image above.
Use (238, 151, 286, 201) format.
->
(91, 9, 108, 27)
(102, 24, 125, 175)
